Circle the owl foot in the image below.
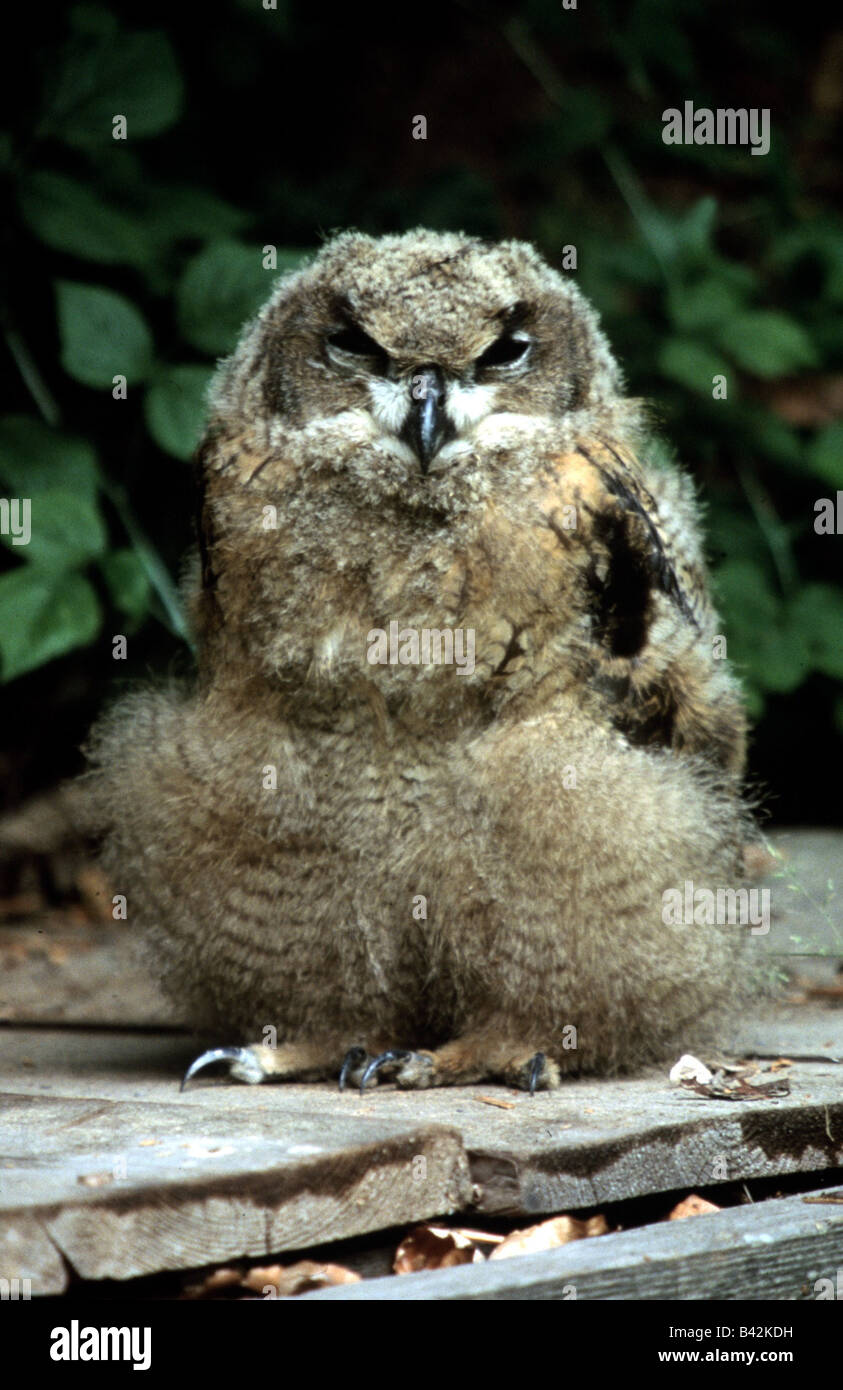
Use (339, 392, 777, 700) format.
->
(354, 1043, 561, 1093)
(181, 1041, 351, 1089)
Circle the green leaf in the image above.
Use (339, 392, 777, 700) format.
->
(143, 186, 249, 243)
(805, 423, 843, 490)
(1, 489, 107, 571)
(56, 282, 154, 387)
(100, 548, 152, 622)
(667, 275, 742, 331)
(144, 365, 212, 460)
(728, 405, 804, 470)
(177, 241, 278, 355)
(0, 568, 101, 681)
(718, 312, 817, 378)
(673, 197, 718, 262)
(0, 416, 99, 496)
(657, 339, 726, 395)
(42, 27, 183, 147)
(714, 559, 811, 694)
(18, 171, 153, 268)
(789, 585, 843, 681)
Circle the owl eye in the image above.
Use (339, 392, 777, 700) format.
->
(326, 325, 389, 372)
(476, 332, 531, 370)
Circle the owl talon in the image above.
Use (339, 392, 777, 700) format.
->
(181, 1046, 266, 1090)
(513, 1051, 560, 1093)
(338, 1045, 370, 1092)
(359, 1048, 414, 1094)
(528, 1051, 547, 1095)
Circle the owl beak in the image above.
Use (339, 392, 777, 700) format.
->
(401, 365, 454, 472)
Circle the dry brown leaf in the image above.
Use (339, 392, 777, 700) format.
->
(769, 1057, 794, 1072)
(490, 1213, 608, 1260)
(668, 1195, 721, 1219)
(394, 1224, 485, 1273)
(182, 1267, 244, 1298)
(681, 1070, 790, 1101)
(183, 1261, 360, 1299)
(243, 1261, 360, 1296)
(450, 1227, 504, 1245)
(476, 1095, 517, 1110)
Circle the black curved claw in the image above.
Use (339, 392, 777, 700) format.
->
(338, 1046, 369, 1093)
(528, 1051, 547, 1096)
(359, 1048, 413, 1095)
(180, 1046, 253, 1092)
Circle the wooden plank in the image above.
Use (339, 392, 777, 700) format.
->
(306, 1185, 843, 1300)
(0, 1089, 470, 1292)
(0, 921, 176, 1027)
(0, 1023, 840, 1262)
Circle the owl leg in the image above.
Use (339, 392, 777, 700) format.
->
(360, 1039, 561, 1093)
(181, 1040, 373, 1089)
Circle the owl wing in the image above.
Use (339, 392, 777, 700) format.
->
(538, 436, 745, 773)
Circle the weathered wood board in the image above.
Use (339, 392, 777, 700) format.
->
(0, 829, 839, 1293)
(305, 1184, 843, 1301)
(0, 1011, 840, 1292)
(0, 920, 176, 1027)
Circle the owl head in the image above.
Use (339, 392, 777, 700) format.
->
(196, 230, 658, 700)
(208, 229, 638, 494)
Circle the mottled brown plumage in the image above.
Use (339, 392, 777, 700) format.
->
(87, 230, 753, 1091)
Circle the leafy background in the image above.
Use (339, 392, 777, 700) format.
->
(1, 0, 841, 823)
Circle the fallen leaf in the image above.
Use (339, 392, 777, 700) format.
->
(182, 1267, 246, 1298)
(769, 1058, 793, 1072)
(476, 1095, 517, 1110)
(450, 1227, 504, 1245)
(243, 1261, 360, 1296)
(490, 1214, 608, 1260)
(669, 1053, 713, 1085)
(669, 1195, 720, 1219)
(394, 1224, 485, 1273)
(682, 1071, 791, 1101)
(183, 1261, 360, 1299)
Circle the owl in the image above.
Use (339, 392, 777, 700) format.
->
(87, 229, 754, 1094)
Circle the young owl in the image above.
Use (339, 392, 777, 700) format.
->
(87, 229, 753, 1093)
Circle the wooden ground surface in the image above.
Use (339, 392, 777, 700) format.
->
(0, 828, 840, 1297)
